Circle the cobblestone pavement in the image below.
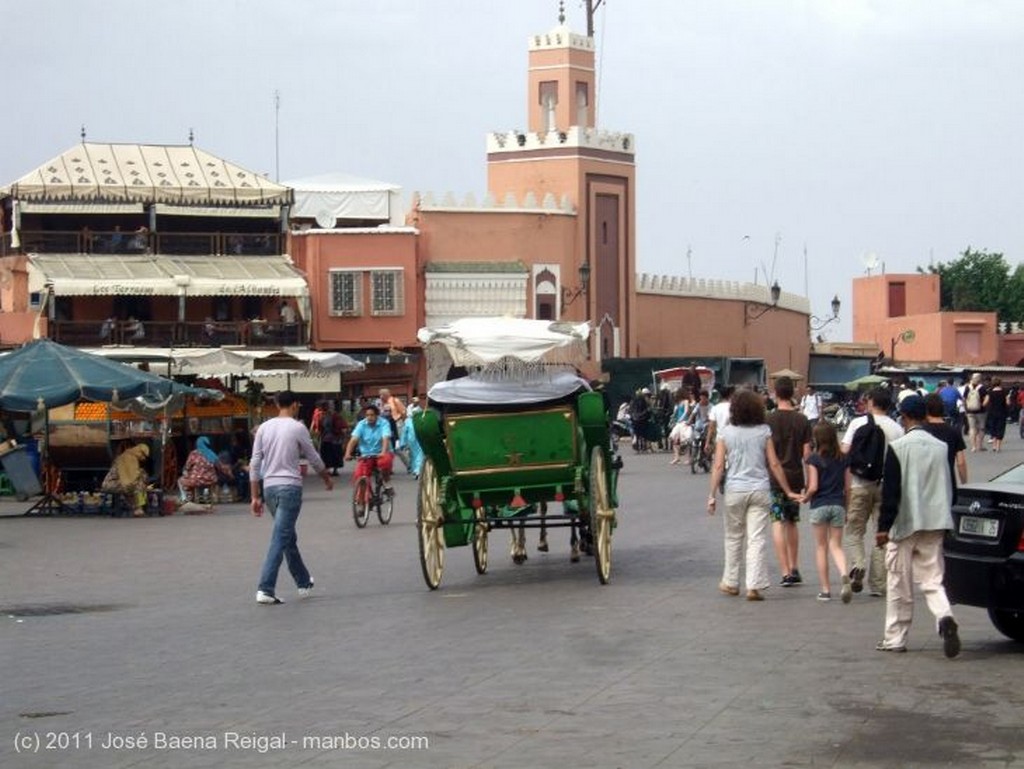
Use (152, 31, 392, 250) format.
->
(2, 427, 1024, 768)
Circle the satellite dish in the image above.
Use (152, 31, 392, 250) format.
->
(315, 209, 336, 229)
(860, 251, 880, 275)
(900, 329, 916, 344)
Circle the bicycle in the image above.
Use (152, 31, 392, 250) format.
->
(352, 456, 394, 527)
(689, 424, 712, 474)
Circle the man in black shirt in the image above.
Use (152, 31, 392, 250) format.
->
(921, 394, 967, 501)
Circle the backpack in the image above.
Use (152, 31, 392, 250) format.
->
(848, 413, 886, 481)
(965, 385, 982, 412)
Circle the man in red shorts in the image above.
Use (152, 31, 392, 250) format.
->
(343, 404, 393, 503)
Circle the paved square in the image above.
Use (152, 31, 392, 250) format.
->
(3, 434, 1024, 768)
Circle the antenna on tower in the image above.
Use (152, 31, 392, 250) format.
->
(584, 0, 605, 37)
(80, 124, 86, 142)
(188, 128, 194, 146)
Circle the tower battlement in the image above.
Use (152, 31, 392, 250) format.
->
(487, 126, 635, 156)
(529, 25, 594, 52)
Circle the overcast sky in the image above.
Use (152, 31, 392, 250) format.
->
(4, 1, 1022, 339)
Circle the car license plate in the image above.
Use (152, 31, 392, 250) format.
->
(959, 515, 999, 538)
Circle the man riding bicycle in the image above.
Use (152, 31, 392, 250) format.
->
(344, 404, 394, 501)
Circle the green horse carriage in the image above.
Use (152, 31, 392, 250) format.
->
(413, 318, 620, 589)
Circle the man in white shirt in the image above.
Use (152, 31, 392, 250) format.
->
(279, 302, 297, 324)
(799, 385, 822, 422)
(706, 386, 734, 447)
(841, 387, 904, 597)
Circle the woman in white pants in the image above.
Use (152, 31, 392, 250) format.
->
(707, 390, 799, 600)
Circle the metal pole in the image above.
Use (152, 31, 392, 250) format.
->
(274, 90, 281, 182)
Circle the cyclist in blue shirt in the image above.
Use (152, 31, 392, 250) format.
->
(344, 404, 394, 500)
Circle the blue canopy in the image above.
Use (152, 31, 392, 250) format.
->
(0, 339, 212, 412)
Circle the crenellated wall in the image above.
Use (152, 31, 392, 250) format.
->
(636, 273, 811, 315)
(412, 190, 575, 214)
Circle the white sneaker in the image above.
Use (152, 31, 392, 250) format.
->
(256, 591, 282, 605)
(297, 579, 315, 599)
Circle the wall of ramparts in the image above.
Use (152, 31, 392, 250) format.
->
(636, 273, 811, 315)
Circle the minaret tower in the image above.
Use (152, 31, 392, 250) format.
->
(487, 2, 636, 361)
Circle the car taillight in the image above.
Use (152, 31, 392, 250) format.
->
(1018, 530, 1024, 553)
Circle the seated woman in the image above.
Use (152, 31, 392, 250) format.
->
(101, 443, 150, 517)
(178, 436, 219, 503)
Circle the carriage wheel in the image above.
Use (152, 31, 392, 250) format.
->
(417, 458, 445, 589)
(472, 506, 489, 574)
(589, 446, 614, 585)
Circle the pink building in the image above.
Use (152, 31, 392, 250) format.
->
(852, 273, 998, 365)
(286, 173, 420, 395)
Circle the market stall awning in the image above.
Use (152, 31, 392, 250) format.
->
(768, 368, 803, 380)
(0, 339, 215, 412)
(172, 349, 364, 378)
(28, 254, 309, 298)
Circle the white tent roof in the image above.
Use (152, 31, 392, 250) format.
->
(286, 173, 400, 193)
(2, 143, 292, 206)
(284, 172, 402, 227)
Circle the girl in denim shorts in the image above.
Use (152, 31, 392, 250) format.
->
(802, 422, 853, 603)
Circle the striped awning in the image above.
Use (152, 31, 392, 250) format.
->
(28, 254, 308, 298)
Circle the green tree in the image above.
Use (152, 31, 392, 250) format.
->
(1007, 263, 1024, 326)
(918, 248, 1015, 320)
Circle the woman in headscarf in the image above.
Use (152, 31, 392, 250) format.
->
(178, 435, 219, 502)
(101, 443, 151, 516)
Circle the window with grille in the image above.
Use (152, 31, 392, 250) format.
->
(329, 270, 362, 316)
(371, 270, 404, 316)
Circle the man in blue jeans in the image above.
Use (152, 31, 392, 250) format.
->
(250, 391, 334, 604)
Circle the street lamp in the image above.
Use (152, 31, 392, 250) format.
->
(744, 280, 781, 325)
(561, 261, 591, 307)
(890, 329, 916, 361)
(809, 295, 841, 330)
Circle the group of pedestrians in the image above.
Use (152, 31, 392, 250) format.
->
(930, 374, 1020, 453)
(703, 378, 963, 658)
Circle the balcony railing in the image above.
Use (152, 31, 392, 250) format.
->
(50, 319, 307, 349)
(10, 230, 283, 256)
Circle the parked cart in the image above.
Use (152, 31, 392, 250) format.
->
(413, 318, 620, 589)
